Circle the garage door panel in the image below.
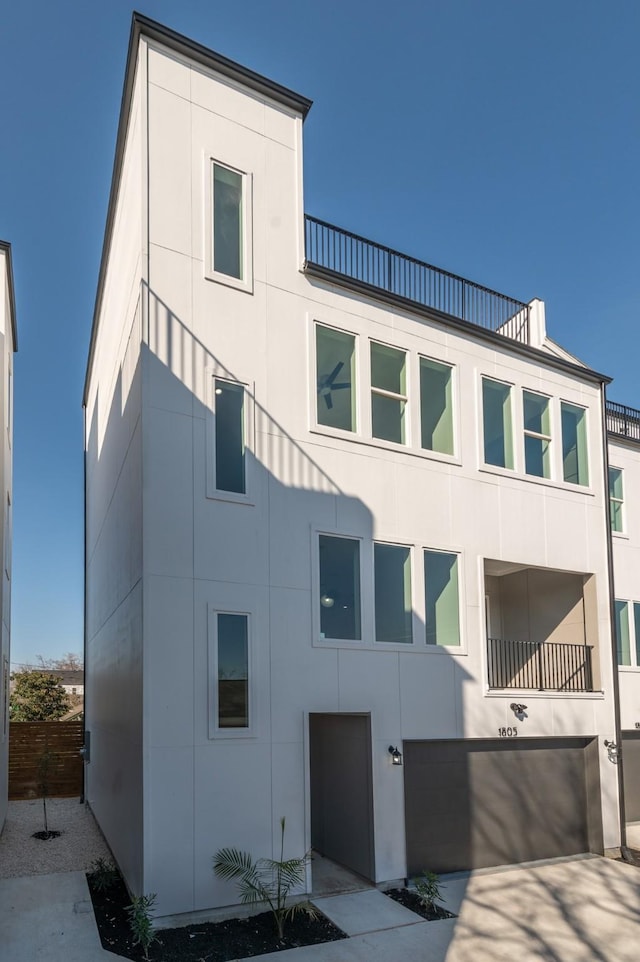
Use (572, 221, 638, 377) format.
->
(622, 732, 640, 822)
(404, 738, 601, 876)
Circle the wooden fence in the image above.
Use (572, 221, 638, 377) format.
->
(8, 722, 84, 800)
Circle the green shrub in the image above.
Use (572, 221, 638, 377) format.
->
(126, 893, 157, 959)
(414, 871, 445, 912)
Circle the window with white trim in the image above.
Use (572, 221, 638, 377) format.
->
(213, 612, 250, 731)
(424, 549, 460, 647)
(374, 543, 412, 644)
(482, 378, 513, 469)
(206, 159, 253, 292)
(615, 600, 640, 668)
(561, 402, 589, 485)
(318, 535, 361, 640)
(420, 357, 454, 455)
(609, 467, 624, 533)
(213, 379, 246, 495)
(523, 390, 551, 478)
(371, 342, 407, 444)
(316, 325, 356, 432)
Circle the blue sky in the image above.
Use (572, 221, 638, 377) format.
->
(1, 0, 638, 666)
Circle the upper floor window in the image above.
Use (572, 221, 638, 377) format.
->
(424, 549, 460, 647)
(374, 543, 412, 644)
(616, 600, 631, 666)
(316, 325, 356, 432)
(523, 390, 551, 479)
(561, 402, 588, 486)
(319, 535, 361, 640)
(609, 467, 624, 533)
(371, 342, 407, 444)
(482, 378, 513, 469)
(206, 159, 253, 293)
(420, 357, 454, 455)
(214, 380, 246, 495)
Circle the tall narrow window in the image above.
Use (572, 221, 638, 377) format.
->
(371, 343, 407, 444)
(615, 600, 631, 666)
(213, 163, 243, 280)
(319, 535, 361, 640)
(634, 603, 640, 667)
(217, 613, 249, 728)
(316, 326, 356, 432)
(420, 358, 454, 454)
(561, 402, 589, 485)
(374, 544, 412, 644)
(609, 467, 624, 532)
(523, 391, 551, 478)
(215, 380, 245, 494)
(424, 550, 460, 647)
(482, 378, 513, 469)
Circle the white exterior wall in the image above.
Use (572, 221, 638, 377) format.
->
(610, 436, 640, 730)
(84, 48, 147, 891)
(0, 248, 14, 832)
(133, 40, 621, 917)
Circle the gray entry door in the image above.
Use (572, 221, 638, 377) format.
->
(622, 732, 640, 822)
(309, 713, 374, 880)
(404, 737, 603, 876)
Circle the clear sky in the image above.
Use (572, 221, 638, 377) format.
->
(1, 0, 638, 667)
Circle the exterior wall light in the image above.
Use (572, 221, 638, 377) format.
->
(604, 739, 620, 762)
(388, 745, 402, 766)
(320, 594, 335, 608)
(510, 703, 527, 715)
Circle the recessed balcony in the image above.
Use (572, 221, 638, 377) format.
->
(488, 637, 594, 692)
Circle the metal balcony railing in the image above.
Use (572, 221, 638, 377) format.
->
(304, 215, 530, 343)
(606, 400, 640, 442)
(487, 637, 594, 692)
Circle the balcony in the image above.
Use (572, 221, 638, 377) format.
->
(488, 637, 594, 693)
(304, 215, 530, 344)
(606, 400, 640, 443)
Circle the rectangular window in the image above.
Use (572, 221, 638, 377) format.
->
(374, 544, 412, 644)
(482, 378, 513, 469)
(561, 402, 589, 485)
(615, 600, 631, 666)
(213, 163, 243, 280)
(635, 603, 640, 667)
(316, 326, 356, 432)
(371, 342, 407, 444)
(609, 467, 624, 533)
(424, 550, 460, 647)
(215, 380, 245, 494)
(523, 390, 551, 478)
(319, 535, 361, 640)
(217, 613, 249, 729)
(420, 358, 454, 455)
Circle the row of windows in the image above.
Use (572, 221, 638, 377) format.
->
(615, 600, 640, 667)
(315, 323, 590, 487)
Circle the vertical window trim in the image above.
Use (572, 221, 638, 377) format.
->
(206, 371, 253, 503)
(522, 389, 552, 479)
(609, 466, 624, 534)
(204, 155, 253, 294)
(560, 400, 589, 487)
(208, 607, 255, 738)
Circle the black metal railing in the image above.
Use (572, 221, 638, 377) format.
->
(606, 400, 640, 443)
(487, 637, 594, 692)
(304, 215, 530, 343)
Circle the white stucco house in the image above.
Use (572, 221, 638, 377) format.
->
(0, 240, 17, 832)
(607, 402, 640, 822)
(84, 14, 626, 920)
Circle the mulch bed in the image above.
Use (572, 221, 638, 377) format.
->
(384, 887, 456, 921)
(87, 870, 347, 962)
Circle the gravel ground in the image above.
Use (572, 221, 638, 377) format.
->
(0, 796, 112, 878)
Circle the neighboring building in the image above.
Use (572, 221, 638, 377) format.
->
(607, 401, 640, 821)
(84, 14, 624, 919)
(45, 668, 84, 697)
(0, 241, 17, 832)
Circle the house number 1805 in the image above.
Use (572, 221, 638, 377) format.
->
(498, 727, 517, 737)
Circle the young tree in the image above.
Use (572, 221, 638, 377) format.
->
(9, 671, 71, 721)
(36, 652, 83, 671)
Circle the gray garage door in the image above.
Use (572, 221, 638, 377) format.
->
(404, 737, 603, 876)
(622, 732, 640, 822)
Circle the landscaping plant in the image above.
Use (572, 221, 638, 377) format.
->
(126, 893, 157, 960)
(89, 857, 120, 892)
(414, 870, 445, 912)
(213, 816, 312, 940)
(33, 746, 61, 839)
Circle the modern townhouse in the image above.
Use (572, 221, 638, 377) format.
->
(0, 240, 17, 832)
(83, 14, 624, 919)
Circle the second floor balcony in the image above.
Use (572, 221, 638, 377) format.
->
(488, 637, 594, 693)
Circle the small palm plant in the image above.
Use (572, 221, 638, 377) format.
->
(414, 870, 445, 913)
(213, 816, 311, 940)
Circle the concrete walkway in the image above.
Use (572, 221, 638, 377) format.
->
(1, 855, 640, 961)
